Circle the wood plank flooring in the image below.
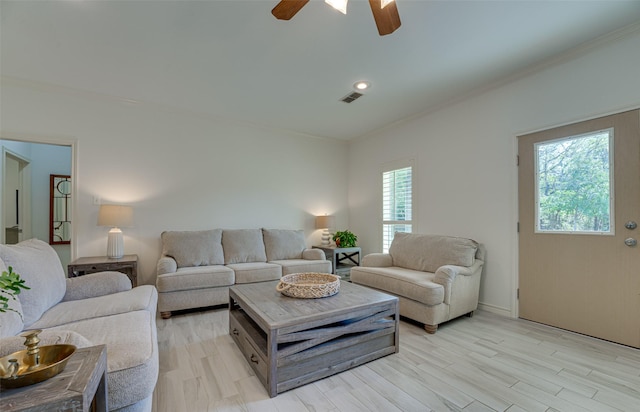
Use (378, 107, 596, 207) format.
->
(152, 308, 640, 411)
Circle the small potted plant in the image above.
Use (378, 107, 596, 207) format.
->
(1, 266, 30, 318)
(333, 230, 358, 248)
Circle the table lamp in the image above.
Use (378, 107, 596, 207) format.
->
(98, 204, 133, 258)
(315, 215, 335, 246)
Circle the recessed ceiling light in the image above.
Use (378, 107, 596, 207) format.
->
(353, 81, 370, 91)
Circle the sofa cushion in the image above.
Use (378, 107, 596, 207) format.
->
(156, 265, 234, 293)
(272, 259, 332, 276)
(350, 266, 445, 306)
(29, 285, 158, 330)
(222, 229, 267, 264)
(0, 257, 24, 338)
(226, 262, 281, 284)
(262, 229, 306, 261)
(0, 239, 67, 327)
(161, 229, 224, 268)
(49, 310, 158, 410)
(0, 329, 93, 358)
(389, 233, 477, 272)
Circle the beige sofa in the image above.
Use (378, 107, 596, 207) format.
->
(351, 233, 485, 333)
(0, 239, 158, 412)
(156, 228, 331, 318)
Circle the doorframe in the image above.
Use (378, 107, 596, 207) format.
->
(0, 132, 79, 260)
(1, 147, 32, 244)
(513, 104, 640, 320)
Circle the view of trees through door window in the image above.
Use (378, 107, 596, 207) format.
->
(535, 129, 613, 233)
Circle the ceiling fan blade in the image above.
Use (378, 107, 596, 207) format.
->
(369, 0, 401, 36)
(272, 0, 310, 20)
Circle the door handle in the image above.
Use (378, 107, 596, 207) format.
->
(624, 238, 637, 247)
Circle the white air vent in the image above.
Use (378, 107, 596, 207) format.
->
(340, 92, 363, 103)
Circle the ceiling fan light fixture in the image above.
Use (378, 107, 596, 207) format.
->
(354, 81, 370, 91)
(325, 0, 348, 15)
(381, 0, 394, 9)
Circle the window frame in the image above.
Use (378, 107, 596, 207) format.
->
(533, 128, 615, 235)
(381, 158, 415, 253)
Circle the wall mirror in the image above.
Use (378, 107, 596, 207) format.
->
(50, 174, 71, 244)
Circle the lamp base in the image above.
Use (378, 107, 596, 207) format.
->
(106, 228, 124, 258)
(321, 229, 331, 246)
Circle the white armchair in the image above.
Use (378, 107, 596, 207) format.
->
(351, 233, 485, 333)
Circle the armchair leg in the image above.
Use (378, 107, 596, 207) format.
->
(466, 311, 475, 318)
(161, 311, 172, 319)
(424, 324, 438, 334)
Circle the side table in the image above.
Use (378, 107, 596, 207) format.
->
(312, 245, 361, 281)
(68, 255, 138, 287)
(0, 345, 108, 412)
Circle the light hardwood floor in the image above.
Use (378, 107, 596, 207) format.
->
(152, 308, 640, 411)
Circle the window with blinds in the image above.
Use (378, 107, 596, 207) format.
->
(382, 161, 413, 253)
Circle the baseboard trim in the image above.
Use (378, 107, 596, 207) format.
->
(478, 302, 513, 318)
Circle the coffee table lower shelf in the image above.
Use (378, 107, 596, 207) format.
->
(229, 281, 399, 397)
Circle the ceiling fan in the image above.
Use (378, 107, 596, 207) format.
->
(272, 0, 401, 36)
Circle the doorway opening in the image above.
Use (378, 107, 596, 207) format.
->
(1, 137, 76, 268)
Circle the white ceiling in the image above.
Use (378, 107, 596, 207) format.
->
(2, 0, 640, 140)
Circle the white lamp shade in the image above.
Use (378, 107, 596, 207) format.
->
(98, 205, 134, 228)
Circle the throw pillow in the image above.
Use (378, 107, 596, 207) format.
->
(0, 257, 24, 338)
(222, 229, 267, 264)
(161, 229, 224, 268)
(262, 229, 306, 261)
(389, 233, 477, 272)
(0, 239, 67, 328)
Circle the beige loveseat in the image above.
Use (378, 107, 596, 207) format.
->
(156, 228, 331, 318)
(0, 239, 158, 412)
(351, 233, 485, 333)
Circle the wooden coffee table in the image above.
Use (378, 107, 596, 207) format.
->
(229, 280, 399, 397)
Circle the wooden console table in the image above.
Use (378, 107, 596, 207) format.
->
(68, 255, 138, 287)
(0, 345, 108, 412)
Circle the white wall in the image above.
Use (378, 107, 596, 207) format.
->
(1, 82, 350, 285)
(348, 29, 640, 315)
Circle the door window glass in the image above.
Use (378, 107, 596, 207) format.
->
(535, 129, 613, 234)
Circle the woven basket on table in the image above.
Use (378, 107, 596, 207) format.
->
(276, 273, 340, 298)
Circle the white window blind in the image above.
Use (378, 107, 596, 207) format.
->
(382, 161, 413, 253)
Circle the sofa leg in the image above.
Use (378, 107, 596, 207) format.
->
(424, 324, 438, 334)
(161, 311, 172, 319)
(466, 311, 475, 318)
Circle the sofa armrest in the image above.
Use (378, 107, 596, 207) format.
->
(434, 260, 484, 304)
(157, 256, 178, 275)
(361, 253, 393, 267)
(302, 249, 325, 260)
(63, 271, 132, 302)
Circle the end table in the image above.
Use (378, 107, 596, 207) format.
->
(312, 245, 361, 281)
(68, 255, 138, 287)
(0, 345, 108, 412)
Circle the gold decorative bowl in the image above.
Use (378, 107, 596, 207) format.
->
(0, 330, 76, 390)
